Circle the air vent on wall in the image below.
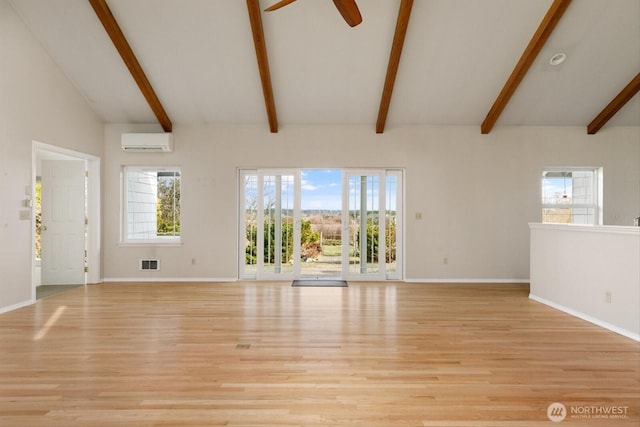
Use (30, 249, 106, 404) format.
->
(140, 259, 160, 271)
(121, 133, 174, 152)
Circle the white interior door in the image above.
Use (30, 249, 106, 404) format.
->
(40, 160, 86, 285)
(342, 170, 386, 280)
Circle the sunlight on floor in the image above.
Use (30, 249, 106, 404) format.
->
(33, 305, 67, 341)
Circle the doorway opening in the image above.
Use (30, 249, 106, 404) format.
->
(300, 169, 342, 279)
(32, 142, 101, 300)
(239, 168, 403, 281)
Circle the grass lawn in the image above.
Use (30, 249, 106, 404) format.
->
(322, 244, 342, 257)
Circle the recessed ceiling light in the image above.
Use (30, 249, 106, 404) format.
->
(549, 52, 567, 66)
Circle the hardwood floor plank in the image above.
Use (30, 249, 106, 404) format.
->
(0, 282, 637, 426)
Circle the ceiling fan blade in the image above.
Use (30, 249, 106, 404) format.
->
(265, 0, 297, 12)
(332, 0, 362, 27)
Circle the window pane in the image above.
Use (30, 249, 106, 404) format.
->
(244, 175, 258, 276)
(262, 175, 294, 275)
(348, 175, 380, 275)
(125, 168, 180, 241)
(157, 172, 180, 236)
(127, 170, 158, 240)
(385, 175, 397, 274)
(541, 169, 599, 225)
(571, 207, 595, 225)
(542, 173, 571, 204)
(542, 207, 572, 224)
(572, 171, 594, 205)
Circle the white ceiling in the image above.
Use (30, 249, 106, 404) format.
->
(8, 0, 640, 131)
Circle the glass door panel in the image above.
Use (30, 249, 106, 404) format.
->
(385, 171, 402, 280)
(240, 173, 258, 278)
(342, 171, 385, 280)
(239, 170, 300, 280)
(260, 174, 297, 277)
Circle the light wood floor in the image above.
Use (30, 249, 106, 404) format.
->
(0, 282, 638, 426)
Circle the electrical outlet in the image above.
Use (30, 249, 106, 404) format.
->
(605, 291, 612, 304)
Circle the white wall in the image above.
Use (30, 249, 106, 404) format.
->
(103, 123, 640, 282)
(0, 0, 103, 311)
(530, 224, 640, 340)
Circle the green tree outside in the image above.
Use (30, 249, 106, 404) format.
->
(246, 218, 320, 264)
(354, 217, 396, 263)
(157, 174, 180, 235)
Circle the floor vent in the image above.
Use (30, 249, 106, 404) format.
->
(140, 259, 160, 271)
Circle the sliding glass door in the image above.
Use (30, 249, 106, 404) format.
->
(240, 169, 402, 280)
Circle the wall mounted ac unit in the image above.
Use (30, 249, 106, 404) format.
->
(121, 133, 174, 152)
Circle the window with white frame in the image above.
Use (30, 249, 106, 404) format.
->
(541, 168, 602, 225)
(122, 167, 181, 243)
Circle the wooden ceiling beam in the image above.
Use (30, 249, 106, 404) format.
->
(88, 0, 172, 132)
(376, 0, 414, 134)
(480, 0, 572, 134)
(587, 72, 640, 134)
(247, 0, 278, 133)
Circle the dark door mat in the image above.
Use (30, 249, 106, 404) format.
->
(292, 280, 348, 287)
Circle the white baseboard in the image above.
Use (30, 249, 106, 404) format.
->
(529, 294, 640, 342)
(76, 277, 533, 286)
(404, 278, 530, 284)
(0, 299, 34, 315)
(102, 277, 238, 283)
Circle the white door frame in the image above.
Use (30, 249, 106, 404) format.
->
(32, 142, 101, 299)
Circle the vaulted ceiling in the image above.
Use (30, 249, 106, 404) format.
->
(8, 0, 640, 133)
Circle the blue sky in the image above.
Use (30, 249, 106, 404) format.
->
(301, 170, 397, 211)
(542, 177, 571, 203)
(254, 170, 396, 211)
(301, 169, 342, 210)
